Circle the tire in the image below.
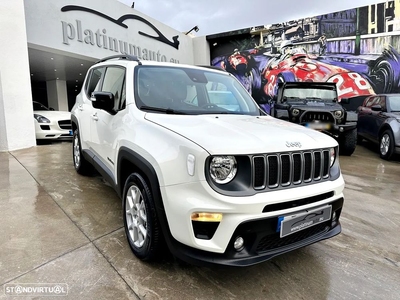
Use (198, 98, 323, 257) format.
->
(123, 173, 161, 261)
(339, 128, 357, 156)
(379, 130, 395, 160)
(72, 129, 93, 175)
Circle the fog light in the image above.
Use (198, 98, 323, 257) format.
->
(234, 236, 244, 251)
(332, 211, 337, 222)
(191, 213, 222, 222)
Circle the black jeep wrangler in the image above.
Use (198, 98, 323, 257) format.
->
(270, 82, 357, 155)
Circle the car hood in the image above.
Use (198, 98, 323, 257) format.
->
(145, 114, 337, 155)
(34, 110, 71, 120)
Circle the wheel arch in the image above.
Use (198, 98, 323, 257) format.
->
(117, 147, 162, 207)
(71, 114, 79, 133)
(378, 123, 393, 138)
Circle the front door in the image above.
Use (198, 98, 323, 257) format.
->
(90, 66, 126, 176)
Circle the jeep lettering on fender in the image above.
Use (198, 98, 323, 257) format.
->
(71, 55, 345, 266)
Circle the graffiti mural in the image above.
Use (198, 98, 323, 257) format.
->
(209, 1, 400, 112)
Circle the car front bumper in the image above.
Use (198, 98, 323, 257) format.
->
(160, 175, 345, 266)
(35, 121, 73, 140)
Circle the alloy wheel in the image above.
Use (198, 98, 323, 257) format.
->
(380, 134, 390, 156)
(125, 185, 148, 248)
(73, 135, 80, 168)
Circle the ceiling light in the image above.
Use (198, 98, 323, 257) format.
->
(51, 57, 54, 60)
(76, 80, 78, 82)
(31, 74, 33, 76)
(75, 85, 78, 87)
(79, 73, 82, 75)
(75, 90, 77, 92)
(54, 69, 57, 72)
(80, 63, 83, 66)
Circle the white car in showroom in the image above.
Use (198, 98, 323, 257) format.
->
(33, 101, 72, 140)
(71, 55, 345, 266)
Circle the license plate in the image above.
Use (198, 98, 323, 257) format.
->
(278, 205, 332, 238)
(69, 130, 73, 136)
(305, 122, 331, 130)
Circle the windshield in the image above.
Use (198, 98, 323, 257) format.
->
(135, 66, 260, 115)
(33, 102, 49, 111)
(283, 87, 337, 100)
(388, 96, 400, 111)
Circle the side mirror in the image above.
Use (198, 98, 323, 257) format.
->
(371, 104, 382, 112)
(91, 91, 115, 112)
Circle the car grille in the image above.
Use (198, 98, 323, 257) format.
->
(256, 221, 330, 253)
(300, 112, 334, 123)
(252, 150, 330, 190)
(58, 120, 72, 130)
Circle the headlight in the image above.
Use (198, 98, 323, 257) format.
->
(330, 148, 336, 167)
(333, 110, 343, 119)
(34, 114, 50, 123)
(210, 156, 237, 184)
(292, 109, 300, 116)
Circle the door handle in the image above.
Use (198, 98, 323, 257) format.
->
(78, 104, 83, 111)
(91, 113, 98, 121)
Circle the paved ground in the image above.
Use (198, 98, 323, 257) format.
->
(0, 141, 399, 300)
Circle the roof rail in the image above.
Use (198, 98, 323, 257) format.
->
(95, 55, 142, 65)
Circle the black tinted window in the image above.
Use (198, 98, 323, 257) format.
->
(86, 67, 105, 97)
(101, 67, 126, 111)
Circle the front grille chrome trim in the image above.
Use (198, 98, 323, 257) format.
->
(252, 149, 331, 191)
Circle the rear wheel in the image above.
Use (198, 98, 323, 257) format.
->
(339, 128, 357, 156)
(379, 130, 395, 160)
(72, 129, 93, 175)
(123, 173, 161, 261)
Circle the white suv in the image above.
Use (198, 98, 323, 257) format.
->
(71, 55, 345, 266)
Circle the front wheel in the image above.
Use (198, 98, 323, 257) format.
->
(339, 128, 357, 156)
(379, 130, 395, 160)
(123, 173, 161, 261)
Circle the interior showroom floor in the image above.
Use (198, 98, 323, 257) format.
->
(0, 142, 399, 300)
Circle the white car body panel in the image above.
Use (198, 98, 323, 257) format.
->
(71, 59, 345, 262)
(34, 110, 72, 139)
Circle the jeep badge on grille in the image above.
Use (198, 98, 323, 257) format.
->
(286, 142, 302, 148)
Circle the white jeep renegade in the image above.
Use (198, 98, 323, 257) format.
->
(71, 55, 345, 266)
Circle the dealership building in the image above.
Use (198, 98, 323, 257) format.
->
(0, 0, 211, 152)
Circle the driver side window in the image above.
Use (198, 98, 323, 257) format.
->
(101, 67, 126, 111)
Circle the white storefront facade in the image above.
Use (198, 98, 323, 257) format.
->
(0, 0, 210, 151)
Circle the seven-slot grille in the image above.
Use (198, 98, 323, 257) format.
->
(58, 120, 72, 130)
(300, 112, 335, 123)
(252, 150, 330, 190)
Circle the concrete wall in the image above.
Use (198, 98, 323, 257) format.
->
(0, 0, 36, 151)
(193, 36, 211, 66)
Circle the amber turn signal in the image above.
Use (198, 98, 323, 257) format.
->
(191, 213, 223, 222)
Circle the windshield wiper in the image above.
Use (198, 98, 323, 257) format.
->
(140, 106, 188, 115)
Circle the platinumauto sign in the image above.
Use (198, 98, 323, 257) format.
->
(60, 5, 180, 63)
(24, 0, 192, 63)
